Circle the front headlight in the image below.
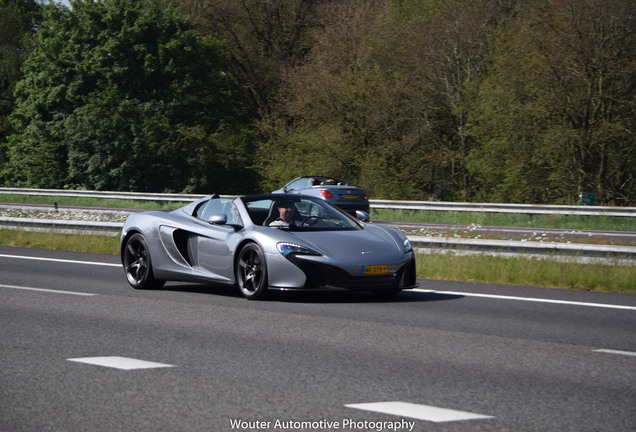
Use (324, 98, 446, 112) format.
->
(277, 242, 322, 259)
(404, 238, 412, 253)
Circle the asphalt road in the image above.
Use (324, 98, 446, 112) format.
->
(1, 246, 635, 432)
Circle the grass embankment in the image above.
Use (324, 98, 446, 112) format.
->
(0, 229, 119, 255)
(373, 208, 636, 232)
(415, 254, 635, 294)
(2, 194, 635, 293)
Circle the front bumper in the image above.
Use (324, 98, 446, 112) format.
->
(288, 255, 417, 291)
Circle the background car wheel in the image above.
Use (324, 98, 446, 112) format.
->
(123, 233, 165, 290)
(235, 243, 268, 300)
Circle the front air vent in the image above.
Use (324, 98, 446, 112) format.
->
(172, 229, 193, 266)
(159, 226, 193, 268)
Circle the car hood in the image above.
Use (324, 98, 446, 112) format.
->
(284, 225, 405, 261)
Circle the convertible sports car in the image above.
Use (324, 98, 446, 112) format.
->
(272, 176, 369, 215)
(120, 194, 417, 300)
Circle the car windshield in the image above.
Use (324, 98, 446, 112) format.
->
(242, 196, 361, 231)
(306, 176, 347, 186)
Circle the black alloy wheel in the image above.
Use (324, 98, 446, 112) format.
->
(235, 243, 268, 300)
(123, 233, 165, 289)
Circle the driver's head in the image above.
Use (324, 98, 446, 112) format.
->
(277, 202, 294, 222)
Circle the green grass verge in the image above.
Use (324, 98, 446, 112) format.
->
(416, 253, 635, 294)
(0, 229, 119, 255)
(2, 229, 633, 294)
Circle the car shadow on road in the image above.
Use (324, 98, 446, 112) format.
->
(157, 282, 242, 297)
(265, 289, 464, 304)
(157, 282, 463, 304)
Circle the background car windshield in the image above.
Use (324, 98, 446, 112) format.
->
(244, 196, 360, 230)
(285, 176, 348, 191)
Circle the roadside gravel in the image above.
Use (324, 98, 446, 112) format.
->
(0, 204, 133, 223)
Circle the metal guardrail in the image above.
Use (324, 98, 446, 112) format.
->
(1, 187, 635, 216)
(2, 217, 635, 265)
(0, 187, 206, 202)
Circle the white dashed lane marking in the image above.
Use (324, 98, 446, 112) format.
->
(593, 349, 636, 357)
(414, 289, 636, 311)
(67, 356, 176, 370)
(0, 284, 96, 296)
(0, 253, 120, 267)
(346, 401, 493, 423)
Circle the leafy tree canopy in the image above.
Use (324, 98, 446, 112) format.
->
(0, 0, 41, 145)
(3, 0, 255, 192)
(466, 0, 636, 205)
(1, 0, 634, 204)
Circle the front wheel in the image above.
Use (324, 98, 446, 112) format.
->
(122, 233, 165, 290)
(235, 243, 268, 300)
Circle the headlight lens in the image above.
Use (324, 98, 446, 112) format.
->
(277, 242, 322, 259)
(404, 238, 412, 253)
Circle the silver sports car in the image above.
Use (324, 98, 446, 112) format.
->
(273, 176, 369, 215)
(120, 194, 417, 299)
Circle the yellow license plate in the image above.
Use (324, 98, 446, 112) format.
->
(363, 265, 388, 275)
(342, 194, 357, 199)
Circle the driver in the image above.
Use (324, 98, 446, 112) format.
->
(269, 202, 295, 227)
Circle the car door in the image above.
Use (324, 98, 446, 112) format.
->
(193, 198, 241, 281)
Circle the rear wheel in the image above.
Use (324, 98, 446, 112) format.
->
(235, 243, 268, 300)
(123, 233, 165, 290)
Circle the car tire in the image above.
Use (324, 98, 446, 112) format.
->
(235, 243, 268, 300)
(123, 233, 165, 290)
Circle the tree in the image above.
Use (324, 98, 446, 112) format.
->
(254, 0, 395, 194)
(4, 0, 255, 192)
(178, 0, 324, 116)
(0, 0, 41, 181)
(467, 0, 636, 204)
(254, 0, 508, 200)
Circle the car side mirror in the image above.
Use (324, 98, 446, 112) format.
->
(355, 211, 370, 222)
(208, 214, 227, 225)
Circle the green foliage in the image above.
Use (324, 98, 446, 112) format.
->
(3, 0, 256, 193)
(253, 0, 634, 204)
(0, 0, 41, 126)
(180, 0, 324, 116)
(254, 0, 508, 201)
(466, 0, 636, 205)
(0, 0, 42, 181)
(0, 0, 634, 204)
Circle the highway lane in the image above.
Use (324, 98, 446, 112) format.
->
(1, 246, 635, 432)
